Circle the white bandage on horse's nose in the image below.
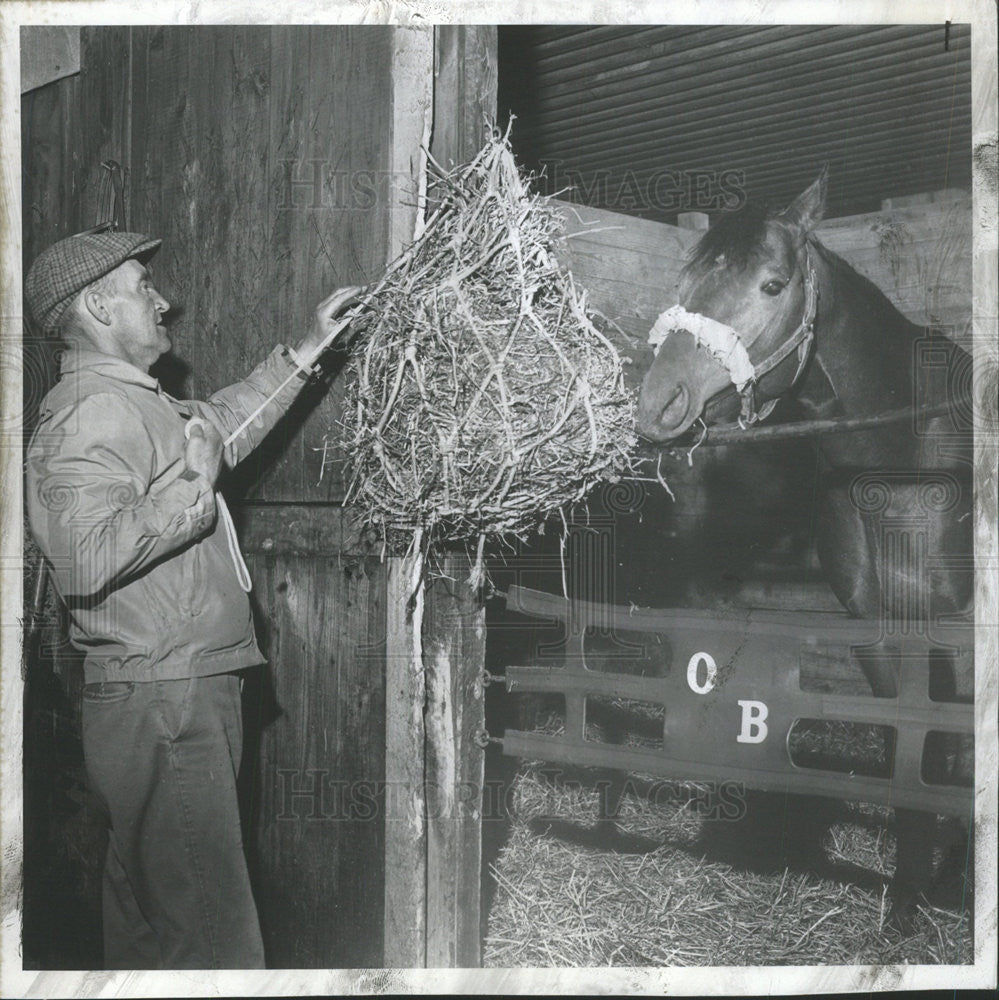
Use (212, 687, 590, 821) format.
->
(647, 304, 756, 391)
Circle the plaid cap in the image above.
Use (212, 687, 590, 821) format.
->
(25, 230, 162, 334)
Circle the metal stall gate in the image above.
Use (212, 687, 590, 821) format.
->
(495, 586, 973, 817)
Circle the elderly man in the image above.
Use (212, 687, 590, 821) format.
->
(24, 230, 360, 969)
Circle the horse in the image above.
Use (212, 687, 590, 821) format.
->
(636, 170, 974, 929)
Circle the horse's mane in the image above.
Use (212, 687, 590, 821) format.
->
(683, 202, 777, 275)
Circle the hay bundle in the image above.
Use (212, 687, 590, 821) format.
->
(336, 126, 635, 558)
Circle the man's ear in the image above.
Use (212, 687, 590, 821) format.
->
(81, 285, 113, 327)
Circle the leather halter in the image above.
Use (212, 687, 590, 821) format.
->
(737, 244, 818, 427)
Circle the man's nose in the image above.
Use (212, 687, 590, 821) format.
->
(155, 292, 170, 313)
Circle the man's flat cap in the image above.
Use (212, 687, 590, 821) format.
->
(25, 230, 162, 334)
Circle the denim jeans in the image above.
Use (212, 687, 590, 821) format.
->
(81, 672, 264, 969)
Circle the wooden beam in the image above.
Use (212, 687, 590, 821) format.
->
(422, 556, 487, 967)
(432, 26, 498, 170)
(389, 26, 434, 258)
(382, 25, 434, 969)
(411, 24, 497, 969)
(383, 553, 428, 968)
(78, 27, 130, 231)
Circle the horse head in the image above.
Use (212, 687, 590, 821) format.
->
(637, 171, 828, 443)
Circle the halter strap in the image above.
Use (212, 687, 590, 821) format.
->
(749, 245, 818, 383)
(739, 247, 817, 426)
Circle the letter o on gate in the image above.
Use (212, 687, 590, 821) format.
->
(686, 652, 717, 694)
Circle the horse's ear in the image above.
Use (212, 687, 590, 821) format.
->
(780, 167, 828, 237)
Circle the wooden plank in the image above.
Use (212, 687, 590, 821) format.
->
(505, 584, 975, 647)
(881, 188, 969, 210)
(129, 26, 199, 399)
(20, 74, 81, 263)
(405, 26, 496, 969)
(431, 25, 498, 171)
(815, 197, 972, 333)
(970, 15, 999, 953)
(379, 25, 435, 970)
(187, 28, 272, 415)
(264, 26, 396, 502)
(383, 553, 427, 968)
(78, 28, 130, 231)
(422, 555, 487, 968)
(244, 528, 388, 967)
(554, 199, 696, 387)
(20, 73, 82, 425)
(389, 26, 434, 257)
(501, 730, 972, 817)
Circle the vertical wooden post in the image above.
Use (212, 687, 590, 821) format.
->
(422, 556, 487, 967)
(383, 553, 428, 967)
(382, 24, 497, 968)
(382, 24, 434, 969)
(421, 25, 497, 968)
(432, 26, 498, 169)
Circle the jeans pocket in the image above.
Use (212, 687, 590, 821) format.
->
(155, 676, 197, 742)
(81, 681, 135, 704)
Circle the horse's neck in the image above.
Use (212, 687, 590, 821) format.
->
(796, 240, 968, 470)
(803, 240, 924, 412)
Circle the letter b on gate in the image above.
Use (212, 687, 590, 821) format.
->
(736, 700, 769, 744)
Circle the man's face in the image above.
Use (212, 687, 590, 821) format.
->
(105, 259, 171, 371)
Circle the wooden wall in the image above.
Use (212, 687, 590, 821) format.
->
(21, 71, 101, 970)
(125, 25, 402, 967)
(21, 72, 82, 429)
(126, 25, 393, 502)
(21, 25, 417, 969)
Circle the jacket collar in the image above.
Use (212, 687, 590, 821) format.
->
(59, 346, 160, 391)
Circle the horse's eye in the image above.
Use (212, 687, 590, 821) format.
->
(761, 279, 785, 296)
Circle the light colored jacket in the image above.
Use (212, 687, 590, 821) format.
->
(26, 344, 313, 683)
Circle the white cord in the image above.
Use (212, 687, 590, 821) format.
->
(222, 304, 366, 448)
(217, 492, 253, 593)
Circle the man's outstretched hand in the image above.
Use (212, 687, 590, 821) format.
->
(295, 285, 366, 365)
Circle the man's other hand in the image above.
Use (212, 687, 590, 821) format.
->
(184, 418, 224, 486)
(295, 285, 366, 364)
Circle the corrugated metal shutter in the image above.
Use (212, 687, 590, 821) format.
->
(498, 24, 972, 223)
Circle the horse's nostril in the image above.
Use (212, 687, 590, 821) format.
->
(659, 383, 689, 428)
